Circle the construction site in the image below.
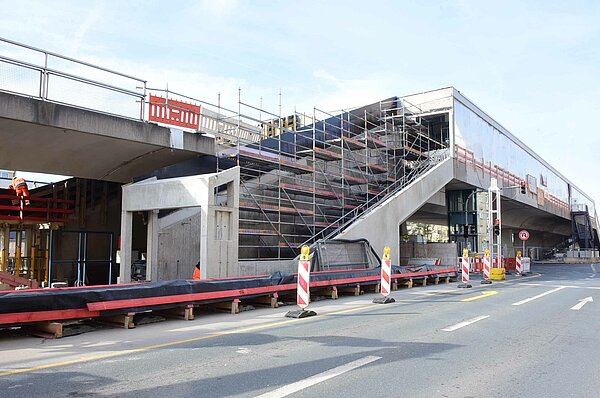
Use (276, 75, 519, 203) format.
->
(0, 36, 598, 335)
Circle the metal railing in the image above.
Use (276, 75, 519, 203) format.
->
(301, 149, 450, 246)
(0, 37, 147, 120)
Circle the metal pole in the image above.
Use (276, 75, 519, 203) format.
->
(76, 232, 82, 286)
(108, 232, 114, 284)
(48, 229, 53, 286)
(82, 232, 88, 286)
(140, 81, 147, 121)
(16, 230, 21, 276)
(30, 246, 35, 280)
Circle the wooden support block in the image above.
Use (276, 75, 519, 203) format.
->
(159, 305, 194, 321)
(407, 278, 414, 288)
(392, 280, 398, 291)
(312, 286, 338, 300)
(434, 276, 440, 285)
(101, 313, 135, 329)
(29, 322, 63, 339)
(329, 286, 338, 300)
(213, 299, 240, 314)
(337, 284, 361, 296)
(361, 284, 379, 293)
(251, 294, 279, 308)
(421, 278, 427, 287)
(444, 276, 450, 284)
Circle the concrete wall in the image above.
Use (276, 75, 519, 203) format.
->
(400, 242, 458, 267)
(157, 210, 202, 280)
(120, 167, 240, 282)
(239, 259, 295, 276)
(337, 158, 454, 265)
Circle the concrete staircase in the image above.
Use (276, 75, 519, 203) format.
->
(335, 157, 454, 265)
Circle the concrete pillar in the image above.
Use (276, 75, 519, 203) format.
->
(199, 205, 209, 278)
(146, 210, 159, 281)
(394, 223, 401, 266)
(119, 210, 133, 283)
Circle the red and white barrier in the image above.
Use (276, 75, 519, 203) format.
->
(516, 256, 523, 274)
(380, 247, 391, 296)
(297, 246, 311, 309)
(483, 254, 491, 281)
(461, 253, 470, 284)
(472, 258, 483, 272)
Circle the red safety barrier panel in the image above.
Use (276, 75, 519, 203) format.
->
(505, 257, 516, 270)
(149, 94, 201, 129)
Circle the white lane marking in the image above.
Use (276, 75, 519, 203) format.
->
(570, 297, 593, 310)
(441, 315, 490, 332)
(254, 355, 381, 398)
(521, 283, 600, 290)
(236, 347, 251, 354)
(512, 286, 567, 306)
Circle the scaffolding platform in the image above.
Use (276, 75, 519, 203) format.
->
(240, 201, 314, 216)
(279, 183, 341, 199)
(353, 163, 388, 174)
(297, 147, 343, 161)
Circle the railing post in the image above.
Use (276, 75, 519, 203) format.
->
(140, 81, 147, 121)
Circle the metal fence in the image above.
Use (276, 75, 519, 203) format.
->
(0, 37, 146, 120)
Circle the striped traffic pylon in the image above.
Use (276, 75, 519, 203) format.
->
(297, 245, 311, 309)
(482, 249, 492, 284)
(458, 249, 472, 288)
(286, 245, 317, 318)
(373, 247, 395, 304)
(516, 256, 523, 275)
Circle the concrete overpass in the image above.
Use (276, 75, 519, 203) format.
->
(0, 91, 214, 183)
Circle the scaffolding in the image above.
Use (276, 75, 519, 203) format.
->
(211, 93, 451, 262)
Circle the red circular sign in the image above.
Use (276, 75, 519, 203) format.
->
(519, 230, 529, 241)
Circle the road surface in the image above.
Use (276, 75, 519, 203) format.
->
(0, 263, 598, 397)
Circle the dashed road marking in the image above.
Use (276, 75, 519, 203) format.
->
(254, 355, 381, 398)
(461, 291, 498, 302)
(512, 286, 567, 306)
(441, 315, 490, 332)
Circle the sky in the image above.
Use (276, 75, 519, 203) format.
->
(0, 0, 599, 202)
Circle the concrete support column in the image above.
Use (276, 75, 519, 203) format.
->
(199, 206, 209, 278)
(119, 210, 133, 283)
(146, 210, 159, 281)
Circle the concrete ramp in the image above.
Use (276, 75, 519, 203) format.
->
(336, 158, 454, 265)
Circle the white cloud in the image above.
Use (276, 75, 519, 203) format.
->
(193, 0, 241, 19)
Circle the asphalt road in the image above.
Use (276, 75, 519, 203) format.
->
(0, 263, 598, 398)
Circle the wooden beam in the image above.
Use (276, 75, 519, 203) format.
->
(337, 284, 361, 296)
(100, 313, 135, 329)
(158, 305, 194, 321)
(28, 322, 63, 339)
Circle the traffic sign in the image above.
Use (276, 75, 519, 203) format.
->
(519, 230, 529, 241)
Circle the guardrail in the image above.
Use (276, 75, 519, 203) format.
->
(454, 144, 569, 212)
(0, 36, 146, 120)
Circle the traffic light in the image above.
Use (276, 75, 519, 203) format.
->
(520, 181, 527, 194)
(493, 219, 500, 236)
